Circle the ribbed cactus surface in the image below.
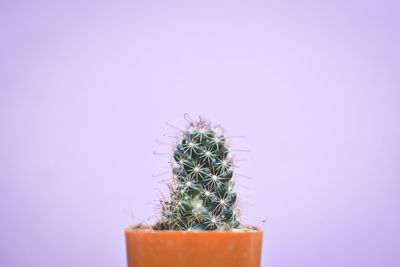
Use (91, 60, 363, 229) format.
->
(157, 121, 240, 231)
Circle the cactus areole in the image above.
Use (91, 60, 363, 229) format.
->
(155, 118, 241, 231)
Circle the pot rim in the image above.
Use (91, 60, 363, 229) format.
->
(125, 225, 263, 234)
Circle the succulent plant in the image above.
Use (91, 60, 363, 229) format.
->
(155, 118, 240, 231)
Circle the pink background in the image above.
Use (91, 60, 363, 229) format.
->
(1, 1, 399, 266)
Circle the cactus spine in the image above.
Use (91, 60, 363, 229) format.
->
(157, 118, 240, 231)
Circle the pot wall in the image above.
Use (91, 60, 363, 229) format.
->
(125, 227, 263, 267)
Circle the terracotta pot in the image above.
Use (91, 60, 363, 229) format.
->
(125, 226, 263, 267)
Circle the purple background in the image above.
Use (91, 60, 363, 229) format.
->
(1, 1, 399, 266)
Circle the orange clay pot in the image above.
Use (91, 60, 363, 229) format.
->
(125, 226, 263, 267)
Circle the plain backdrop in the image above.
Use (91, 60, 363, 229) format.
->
(1, 1, 399, 267)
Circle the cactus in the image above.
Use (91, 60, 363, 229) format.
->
(155, 118, 240, 231)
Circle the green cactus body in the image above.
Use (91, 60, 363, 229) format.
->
(159, 121, 240, 231)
